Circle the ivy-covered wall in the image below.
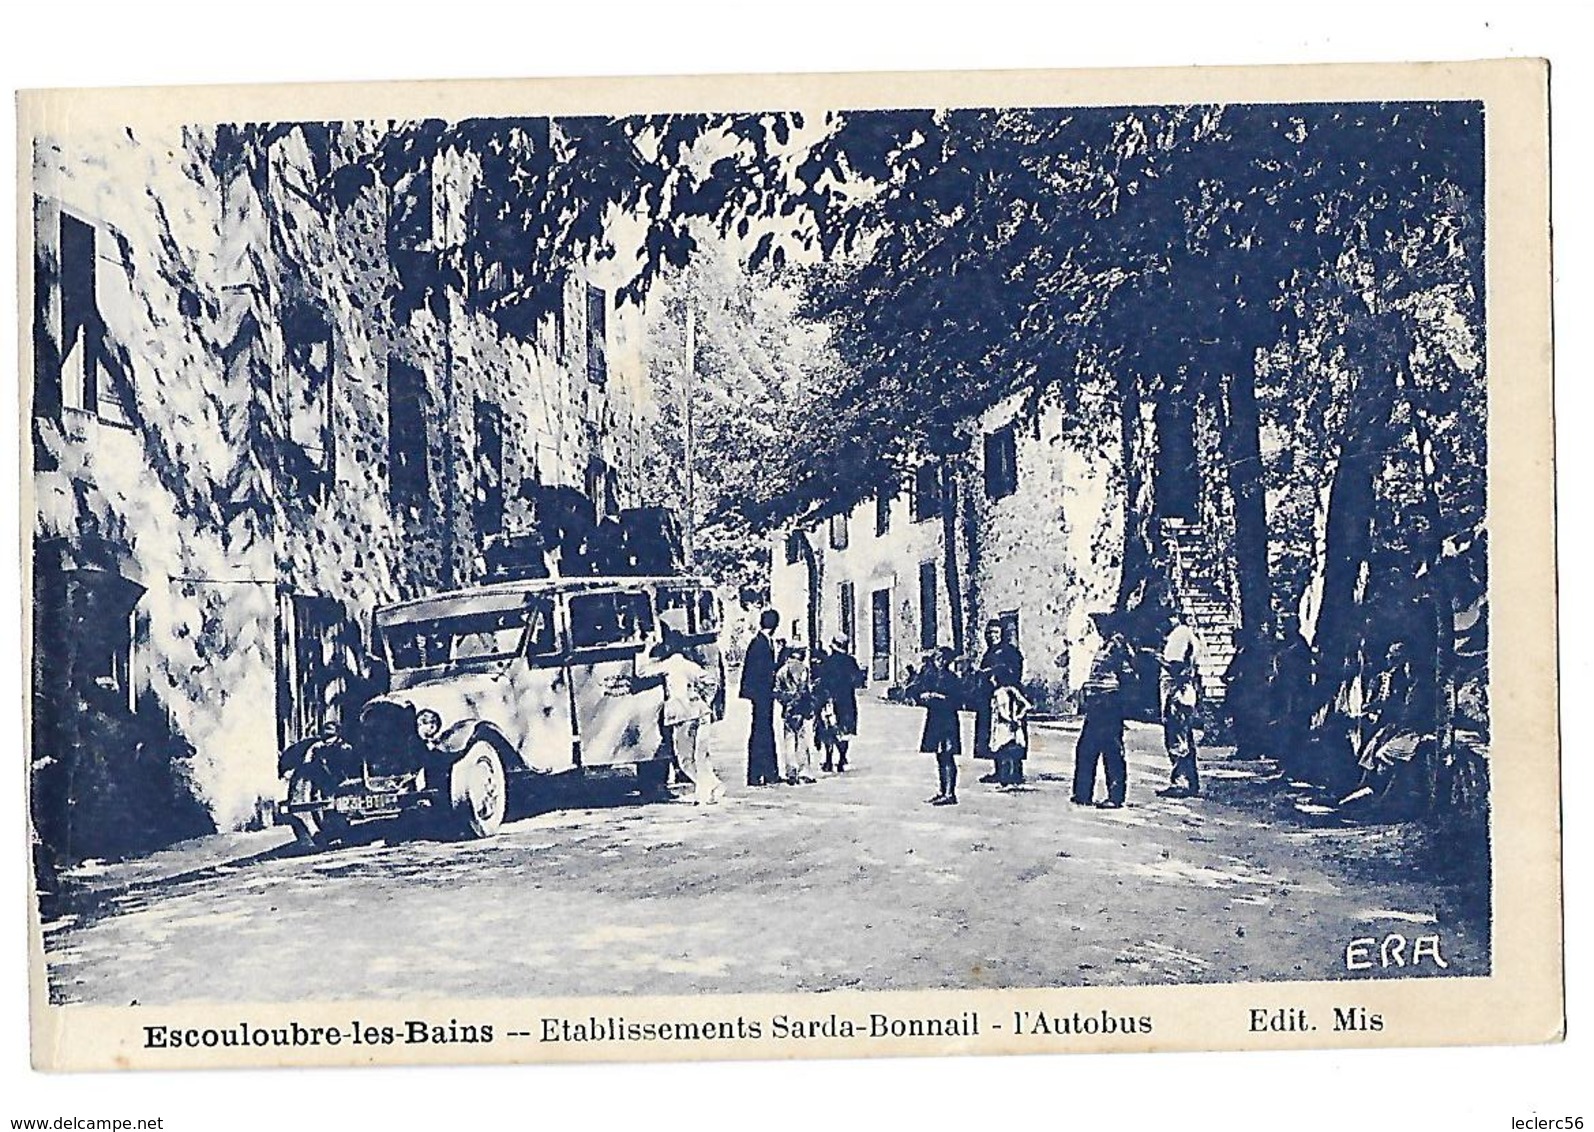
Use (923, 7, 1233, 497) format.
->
(30, 122, 642, 843)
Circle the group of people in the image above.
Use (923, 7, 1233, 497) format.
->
(1070, 609, 1204, 810)
(906, 620, 1031, 806)
(908, 611, 1210, 812)
(690, 602, 1210, 813)
(733, 609, 1033, 807)
(738, 610, 866, 787)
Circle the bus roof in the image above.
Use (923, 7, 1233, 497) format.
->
(374, 575, 715, 628)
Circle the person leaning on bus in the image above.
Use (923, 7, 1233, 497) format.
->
(639, 619, 725, 806)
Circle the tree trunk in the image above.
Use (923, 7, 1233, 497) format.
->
(1220, 350, 1273, 644)
(1310, 362, 1401, 769)
(1399, 376, 1462, 814)
(939, 453, 966, 656)
(960, 450, 983, 651)
(1116, 366, 1157, 619)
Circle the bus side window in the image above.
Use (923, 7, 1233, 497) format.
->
(524, 599, 558, 656)
(617, 591, 654, 642)
(696, 589, 718, 633)
(569, 591, 653, 650)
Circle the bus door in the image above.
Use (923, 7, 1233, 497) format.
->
(564, 588, 665, 767)
(503, 595, 575, 773)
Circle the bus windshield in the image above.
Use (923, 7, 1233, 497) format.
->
(386, 599, 555, 670)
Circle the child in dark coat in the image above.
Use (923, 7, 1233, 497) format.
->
(910, 647, 963, 805)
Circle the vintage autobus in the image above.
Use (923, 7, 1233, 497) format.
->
(278, 575, 725, 848)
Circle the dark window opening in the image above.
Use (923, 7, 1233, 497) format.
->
(875, 488, 892, 536)
(33, 202, 62, 421)
(283, 300, 335, 494)
(911, 463, 942, 523)
(387, 358, 430, 518)
(656, 586, 720, 636)
(30, 556, 212, 864)
(34, 562, 144, 716)
(829, 510, 850, 550)
(585, 455, 617, 522)
(697, 589, 720, 633)
(984, 424, 1018, 499)
(784, 531, 804, 566)
(385, 601, 553, 672)
(586, 285, 608, 387)
(275, 594, 361, 749)
(919, 561, 939, 651)
(59, 212, 102, 417)
(473, 398, 504, 537)
(839, 581, 856, 654)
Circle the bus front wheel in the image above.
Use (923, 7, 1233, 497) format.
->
(449, 743, 507, 839)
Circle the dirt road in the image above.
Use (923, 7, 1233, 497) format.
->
(42, 700, 1487, 1004)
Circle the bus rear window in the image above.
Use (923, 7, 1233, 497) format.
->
(657, 587, 719, 635)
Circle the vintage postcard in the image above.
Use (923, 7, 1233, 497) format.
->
(19, 59, 1559, 1071)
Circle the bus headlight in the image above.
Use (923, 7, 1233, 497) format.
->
(416, 709, 443, 742)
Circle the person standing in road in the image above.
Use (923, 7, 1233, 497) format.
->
(739, 609, 781, 787)
(988, 683, 1032, 789)
(973, 619, 1026, 785)
(1071, 612, 1136, 807)
(814, 635, 865, 772)
(912, 646, 963, 805)
(773, 642, 818, 784)
(638, 619, 724, 805)
(1157, 609, 1203, 798)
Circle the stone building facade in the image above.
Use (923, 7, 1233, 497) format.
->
(29, 121, 649, 856)
(770, 385, 1239, 713)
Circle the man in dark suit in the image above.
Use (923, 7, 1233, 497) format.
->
(739, 609, 781, 786)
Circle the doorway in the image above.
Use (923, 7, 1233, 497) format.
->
(870, 588, 892, 682)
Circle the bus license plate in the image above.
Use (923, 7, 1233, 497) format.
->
(334, 793, 401, 817)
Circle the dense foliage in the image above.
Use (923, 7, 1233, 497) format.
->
(211, 102, 1487, 812)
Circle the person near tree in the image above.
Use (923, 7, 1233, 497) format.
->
(1071, 612, 1137, 807)
(1157, 609, 1204, 798)
(1223, 621, 1274, 760)
(1270, 611, 1316, 775)
(738, 608, 781, 786)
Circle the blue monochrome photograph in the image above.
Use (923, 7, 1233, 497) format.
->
(19, 65, 1560, 1068)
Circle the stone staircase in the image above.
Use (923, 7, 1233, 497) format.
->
(1162, 518, 1239, 704)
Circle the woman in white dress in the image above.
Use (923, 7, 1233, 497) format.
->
(638, 624, 725, 805)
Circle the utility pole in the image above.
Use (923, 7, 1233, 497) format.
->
(683, 299, 696, 568)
